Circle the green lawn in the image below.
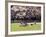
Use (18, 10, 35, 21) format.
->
(11, 23, 41, 32)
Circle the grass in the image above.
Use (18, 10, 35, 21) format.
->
(11, 23, 41, 32)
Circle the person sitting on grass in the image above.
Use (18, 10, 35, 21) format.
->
(20, 20, 28, 26)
